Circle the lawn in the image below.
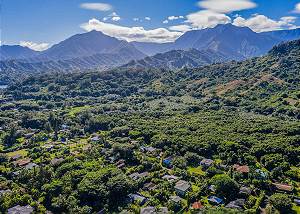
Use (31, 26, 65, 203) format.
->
(6, 149, 28, 158)
(188, 166, 206, 176)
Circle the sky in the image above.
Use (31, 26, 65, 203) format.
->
(1, 0, 300, 51)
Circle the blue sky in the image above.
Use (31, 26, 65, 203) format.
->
(1, 0, 300, 50)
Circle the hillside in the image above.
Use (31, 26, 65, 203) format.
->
(122, 49, 230, 70)
(0, 45, 38, 60)
(5, 39, 300, 119)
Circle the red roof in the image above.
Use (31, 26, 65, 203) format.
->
(272, 183, 293, 192)
(192, 202, 203, 209)
(233, 164, 249, 173)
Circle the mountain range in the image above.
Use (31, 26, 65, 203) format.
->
(1, 24, 300, 83)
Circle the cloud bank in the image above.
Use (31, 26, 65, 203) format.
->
(20, 41, 50, 51)
(80, 18, 183, 43)
(80, 3, 112, 12)
(198, 0, 257, 13)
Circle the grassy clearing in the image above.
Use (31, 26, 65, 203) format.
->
(188, 166, 206, 176)
(6, 149, 28, 158)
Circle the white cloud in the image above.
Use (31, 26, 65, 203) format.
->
(80, 18, 183, 43)
(233, 14, 298, 32)
(198, 0, 257, 13)
(103, 12, 121, 22)
(133, 18, 140, 22)
(186, 10, 231, 29)
(145, 17, 151, 21)
(163, 20, 169, 24)
(80, 3, 112, 12)
(19, 41, 50, 51)
(169, 25, 192, 32)
(293, 3, 300, 13)
(168, 15, 184, 20)
(111, 16, 121, 21)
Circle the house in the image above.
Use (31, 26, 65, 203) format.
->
(174, 180, 191, 196)
(272, 183, 293, 193)
(25, 162, 38, 170)
(162, 175, 179, 182)
(200, 158, 214, 168)
(128, 193, 147, 205)
(233, 164, 250, 174)
(50, 158, 64, 166)
(163, 157, 173, 168)
(170, 195, 183, 204)
(91, 136, 100, 142)
(255, 169, 268, 180)
(191, 201, 204, 210)
(225, 199, 245, 210)
(208, 196, 224, 205)
(13, 158, 31, 167)
(129, 172, 149, 181)
(140, 207, 156, 214)
(208, 185, 216, 192)
(115, 159, 126, 168)
(10, 154, 22, 161)
(0, 189, 12, 196)
(42, 144, 54, 151)
(24, 132, 35, 139)
(143, 182, 157, 191)
(157, 207, 168, 213)
(140, 146, 156, 153)
(8, 205, 34, 214)
(239, 186, 251, 197)
(294, 199, 300, 206)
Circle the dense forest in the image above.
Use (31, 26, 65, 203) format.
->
(0, 39, 299, 213)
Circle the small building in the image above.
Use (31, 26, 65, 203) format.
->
(24, 132, 35, 139)
(272, 183, 293, 193)
(8, 205, 34, 214)
(174, 180, 191, 196)
(143, 182, 157, 191)
(13, 158, 31, 167)
(225, 199, 245, 210)
(170, 195, 183, 204)
(51, 158, 64, 166)
(91, 136, 100, 142)
(128, 193, 147, 205)
(163, 157, 173, 168)
(116, 159, 126, 168)
(294, 199, 300, 206)
(140, 207, 156, 214)
(42, 144, 55, 151)
(157, 207, 168, 213)
(200, 158, 214, 168)
(239, 186, 251, 197)
(10, 154, 22, 161)
(140, 146, 156, 153)
(129, 172, 149, 181)
(162, 175, 179, 182)
(0, 189, 12, 196)
(25, 162, 38, 170)
(191, 201, 204, 210)
(233, 164, 250, 174)
(208, 196, 224, 205)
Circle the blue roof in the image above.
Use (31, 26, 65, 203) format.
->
(208, 196, 223, 204)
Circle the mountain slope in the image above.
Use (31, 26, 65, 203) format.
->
(0, 45, 38, 60)
(40, 30, 145, 60)
(261, 28, 300, 41)
(122, 49, 230, 70)
(132, 24, 282, 59)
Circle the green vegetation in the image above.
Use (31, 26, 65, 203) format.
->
(0, 39, 299, 213)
